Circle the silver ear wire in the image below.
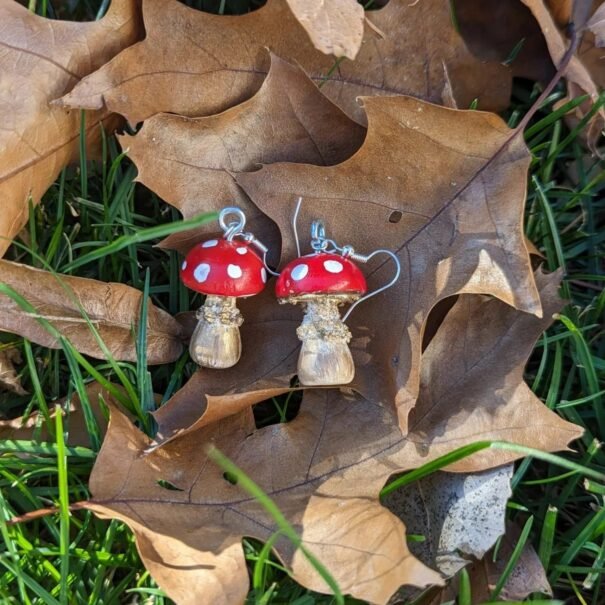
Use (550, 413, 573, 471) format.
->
(292, 196, 303, 257)
(341, 249, 401, 322)
(288, 200, 401, 318)
(262, 251, 281, 277)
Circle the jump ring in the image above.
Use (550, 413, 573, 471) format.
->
(219, 207, 246, 238)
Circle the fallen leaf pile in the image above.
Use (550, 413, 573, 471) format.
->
(1, 0, 601, 603)
(88, 271, 581, 604)
(126, 52, 366, 257)
(58, 0, 512, 124)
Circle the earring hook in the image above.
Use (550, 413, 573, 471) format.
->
(341, 249, 400, 322)
(292, 197, 331, 254)
(292, 196, 303, 257)
(289, 198, 401, 317)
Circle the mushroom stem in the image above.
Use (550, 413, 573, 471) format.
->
(296, 296, 355, 386)
(190, 295, 243, 369)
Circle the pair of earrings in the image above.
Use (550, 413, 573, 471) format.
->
(180, 204, 400, 387)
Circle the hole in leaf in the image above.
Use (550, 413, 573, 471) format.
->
(422, 296, 458, 352)
(389, 210, 403, 224)
(176, 0, 267, 15)
(243, 537, 288, 583)
(157, 479, 184, 491)
(223, 471, 238, 485)
(253, 376, 303, 429)
(363, 0, 390, 9)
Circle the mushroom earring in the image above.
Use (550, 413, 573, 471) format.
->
(180, 207, 270, 369)
(275, 217, 400, 387)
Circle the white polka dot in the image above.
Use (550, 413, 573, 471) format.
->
(193, 263, 210, 283)
(324, 260, 343, 273)
(236, 247, 248, 255)
(261, 268, 267, 283)
(291, 264, 309, 281)
(227, 264, 242, 279)
(181, 260, 187, 270)
(201, 239, 218, 248)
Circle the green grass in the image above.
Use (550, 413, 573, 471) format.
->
(1, 1, 604, 604)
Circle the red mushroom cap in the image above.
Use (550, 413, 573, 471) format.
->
(181, 238, 266, 297)
(275, 253, 367, 298)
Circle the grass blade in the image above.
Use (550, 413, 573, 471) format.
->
(207, 447, 345, 605)
(491, 516, 534, 600)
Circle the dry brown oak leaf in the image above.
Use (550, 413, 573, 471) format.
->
(456, 0, 605, 145)
(121, 53, 365, 259)
(86, 269, 581, 605)
(454, 523, 552, 604)
(58, 0, 511, 126)
(0, 0, 141, 258)
(0, 260, 183, 364)
(398, 523, 551, 605)
(153, 94, 542, 442)
(523, 0, 605, 144)
(234, 95, 542, 435)
(286, 0, 365, 60)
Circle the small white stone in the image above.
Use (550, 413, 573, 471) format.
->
(291, 264, 309, 281)
(324, 260, 343, 273)
(193, 263, 211, 283)
(227, 264, 243, 279)
(236, 247, 248, 255)
(201, 239, 218, 248)
(261, 268, 267, 283)
(181, 260, 187, 270)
